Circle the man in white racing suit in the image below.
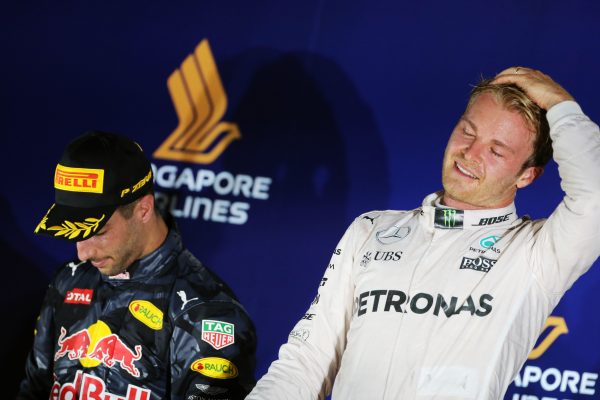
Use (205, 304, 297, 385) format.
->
(246, 67, 600, 399)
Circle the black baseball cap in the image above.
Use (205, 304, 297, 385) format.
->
(34, 131, 153, 241)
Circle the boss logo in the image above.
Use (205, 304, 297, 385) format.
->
(460, 256, 497, 273)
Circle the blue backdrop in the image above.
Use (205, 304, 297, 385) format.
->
(3, 2, 599, 398)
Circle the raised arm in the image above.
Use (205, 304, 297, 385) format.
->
(496, 66, 600, 293)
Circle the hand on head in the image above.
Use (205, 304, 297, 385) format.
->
(493, 67, 574, 110)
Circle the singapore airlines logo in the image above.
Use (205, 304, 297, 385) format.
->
(527, 316, 568, 360)
(154, 39, 240, 164)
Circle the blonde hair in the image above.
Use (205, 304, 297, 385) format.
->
(467, 79, 552, 170)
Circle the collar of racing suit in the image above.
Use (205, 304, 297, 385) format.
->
(422, 191, 518, 230)
(101, 218, 183, 283)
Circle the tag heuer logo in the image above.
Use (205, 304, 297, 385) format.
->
(201, 320, 235, 350)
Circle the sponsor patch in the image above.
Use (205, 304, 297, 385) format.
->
(177, 290, 199, 310)
(129, 300, 163, 330)
(54, 164, 104, 193)
(67, 261, 85, 276)
(64, 288, 93, 305)
(376, 225, 411, 244)
(479, 235, 499, 249)
(355, 289, 494, 318)
(49, 371, 151, 400)
(191, 357, 239, 379)
(434, 208, 464, 229)
(460, 256, 497, 273)
(362, 215, 379, 224)
(472, 213, 512, 226)
(55, 320, 143, 377)
(201, 320, 235, 350)
(120, 169, 152, 198)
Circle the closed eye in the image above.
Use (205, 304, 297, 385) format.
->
(491, 148, 504, 158)
(462, 127, 475, 137)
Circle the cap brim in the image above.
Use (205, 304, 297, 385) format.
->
(34, 203, 116, 242)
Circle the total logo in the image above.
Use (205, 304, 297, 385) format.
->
(54, 320, 142, 377)
(152, 39, 272, 226)
(50, 371, 150, 400)
(64, 288, 93, 305)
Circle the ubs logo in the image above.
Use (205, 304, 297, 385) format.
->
(360, 250, 403, 268)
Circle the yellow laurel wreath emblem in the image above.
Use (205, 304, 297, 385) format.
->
(47, 215, 105, 240)
(34, 204, 55, 234)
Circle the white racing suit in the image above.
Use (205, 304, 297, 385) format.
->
(246, 101, 600, 399)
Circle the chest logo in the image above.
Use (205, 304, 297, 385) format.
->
(177, 290, 199, 310)
(479, 235, 499, 249)
(129, 300, 163, 330)
(460, 256, 497, 273)
(376, 225, 411, 245)
(64, 288, 93, 305)
(54, 320, 143, 377)
(201, 320, 235, 350)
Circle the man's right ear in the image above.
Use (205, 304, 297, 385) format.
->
(516, 166, 544, 189)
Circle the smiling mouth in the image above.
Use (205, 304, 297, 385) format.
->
(455, 162, 479, 180)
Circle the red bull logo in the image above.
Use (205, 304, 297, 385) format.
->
(50, 371, 151, 400)
(87, 334, 142, 377)
(54, 322, 143, 377)
(55, 327, 91, 361)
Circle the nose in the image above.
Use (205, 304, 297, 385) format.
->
(76, 237, 97, 261)
(462, 139, 483, 162)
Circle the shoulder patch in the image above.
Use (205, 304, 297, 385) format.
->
(201, 320, 235, 350)
(191, 357, 238, 379)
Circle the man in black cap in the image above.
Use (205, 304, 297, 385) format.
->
(18, 131, 256, 400)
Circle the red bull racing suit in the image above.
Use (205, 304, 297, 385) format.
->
(18, 225, 256, 400)
(247, 101, 600, 399)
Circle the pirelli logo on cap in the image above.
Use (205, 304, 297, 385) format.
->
(55, 165, 104, 193)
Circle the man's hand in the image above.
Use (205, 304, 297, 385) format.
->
(493, 67, 574, 110)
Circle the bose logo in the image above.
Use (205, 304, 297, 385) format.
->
(473, 214, 512, 226)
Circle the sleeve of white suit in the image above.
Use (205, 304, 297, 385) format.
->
(246, 221, 358, 400)
(530, 101, 600, 294)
